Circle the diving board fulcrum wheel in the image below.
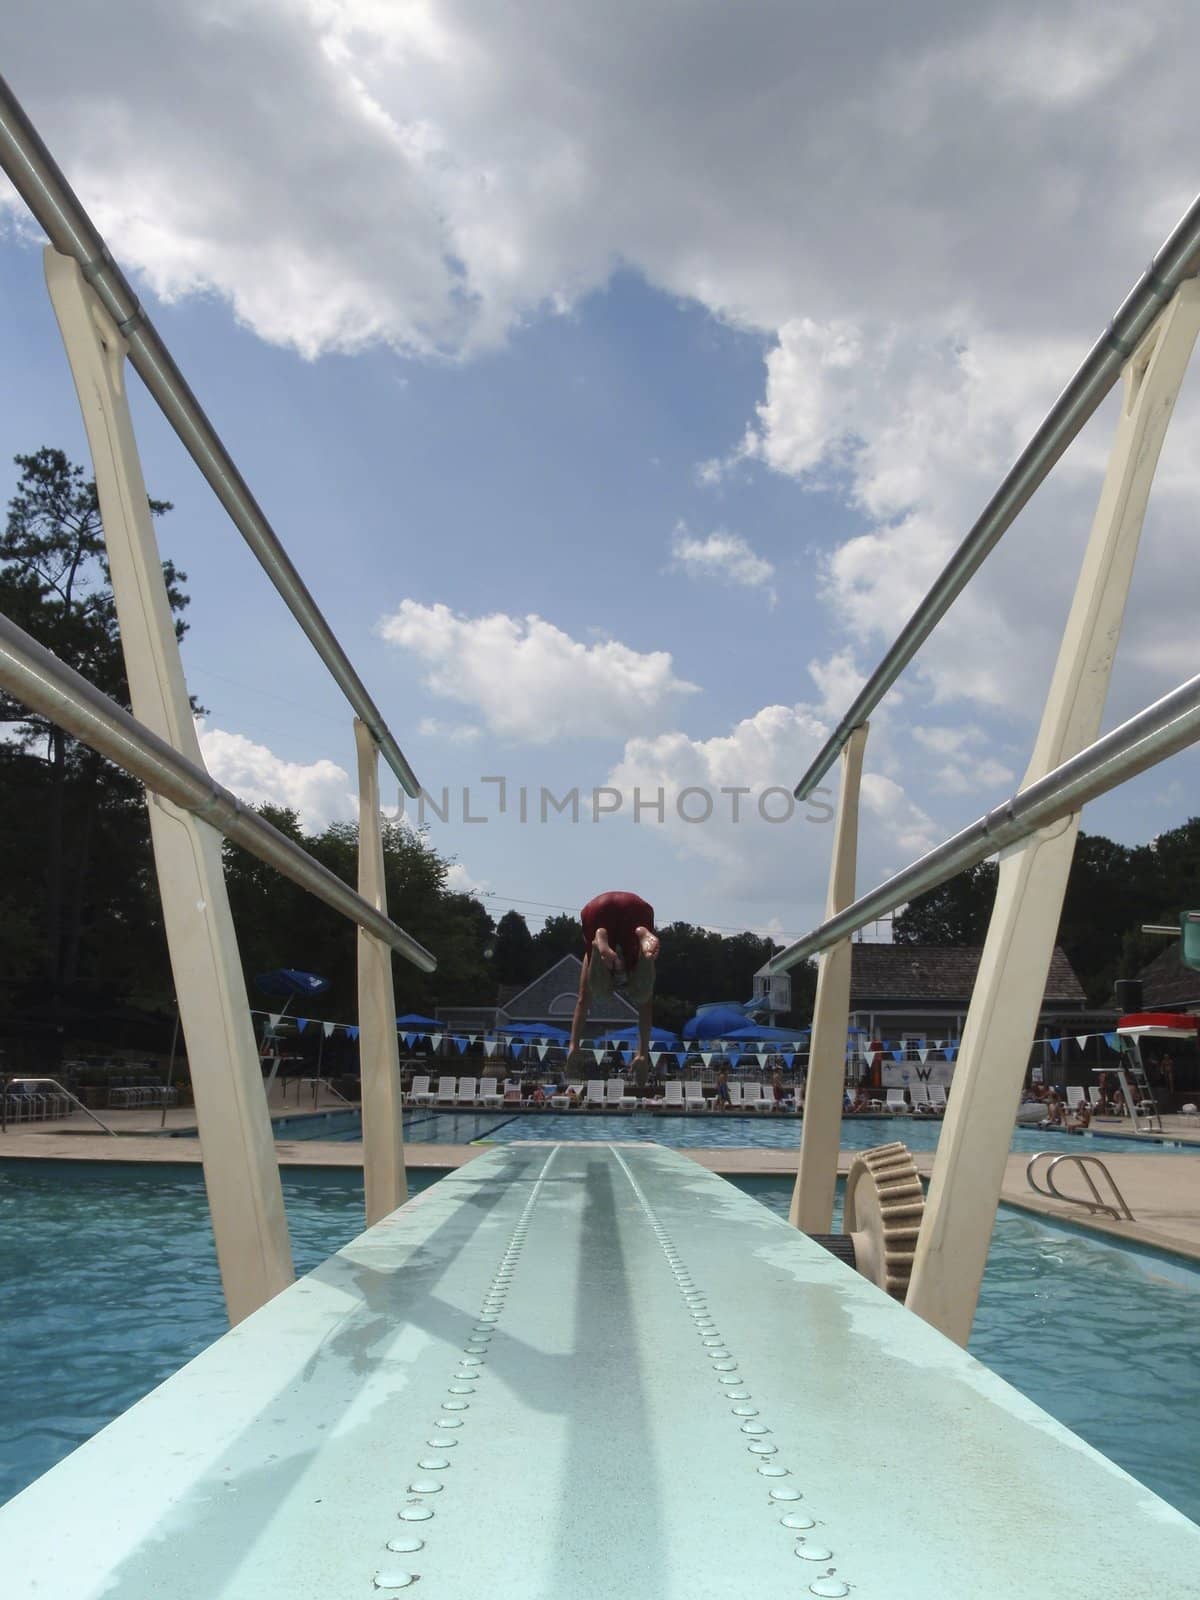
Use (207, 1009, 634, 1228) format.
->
(842, 1141, 925, 1299)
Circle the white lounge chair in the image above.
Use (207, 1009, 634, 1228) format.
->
(684, 1079, 707, 1111)
(909, 1083, 931, 1110)
(502, 1078, 522, 1104)
(928, 1084, 947, 1111)
(607, 1078, 637, 1110)
(1087, 1086, 1104, 1108)
(435, 1075, 458, 1105)
(1066, 1085, 1086, 1110)
(722, 1081, 743, 1111)
(408, 1074, 434, 1107)
(550, 1083, 573, 1109)
(664, 1080, 685, 1110)
(886, 1088, 910, 1114)
(455, 1075, 478, 1105)
(478, 1076, 502, 1108)
(586, 1079, 607, 1108)
(750, 1082, 775, 1112)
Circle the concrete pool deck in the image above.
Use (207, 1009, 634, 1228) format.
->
(5, 1108, 1200, 1263)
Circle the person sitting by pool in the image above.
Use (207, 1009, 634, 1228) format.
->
(771, 1068, 786, 1111)
(530, 1083, 547, 1106)
(568, 891, 661, 1076)
(714, 1066, 731, 1107)
(1070, 1098, 1092, 1130)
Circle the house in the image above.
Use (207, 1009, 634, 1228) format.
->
(1137, 941, 1200, 1012)
(847, 942, 1093, 1084)
(436, 954, 638, 1036)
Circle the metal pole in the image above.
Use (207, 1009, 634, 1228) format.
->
(769, 670, 1200, 977)
(793, 194, 1200, 802)
(0, 609, 437, 973)
(0, 71, 420, 799)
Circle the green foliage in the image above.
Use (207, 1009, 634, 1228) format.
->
(893, 861, 998, 946)
(492, 908, 535, 986)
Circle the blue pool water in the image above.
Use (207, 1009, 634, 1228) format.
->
(263, 1107, 1188, 1156)
(2, 1158, 1198, 1526)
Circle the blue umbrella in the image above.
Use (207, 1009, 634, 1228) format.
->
(255, 968, 330, 1000)
(396, 1012, 441, 1030)
(682, 1002, 755, 1040)
(499, 1022, 570, 1041)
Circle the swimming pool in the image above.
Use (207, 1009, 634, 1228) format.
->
(264, 1107, 1189, 1156)
(2, 1157, 1197, 1526)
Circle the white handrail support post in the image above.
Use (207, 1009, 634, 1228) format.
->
(790, 724, 868, 1231)
(355, 718, 408, 1224)
(906, 280, 1200, 1346)
(44, 247, 294, 1324)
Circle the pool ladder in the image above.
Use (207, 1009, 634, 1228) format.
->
(1026, 1152, 1134, 1221)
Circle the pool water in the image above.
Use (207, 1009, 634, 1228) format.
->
(2, 1158, 1198, 1528)
(270, 1107, 1188, 1157)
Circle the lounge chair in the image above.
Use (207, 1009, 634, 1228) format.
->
(606, 1078, 638, 1110)
(750, 1082, 775, 1112)
(407, 1074, 434, 1107)
(909, 1083, 931, 1111)
(1087, 1086, 1104, 1108)
(1066, 1085, 1086, 1110)
(663, 1080, 685, 1110)
(927, 1084, 947, 1111)
(550, 1083, 573, 1109)
(478, 1076, 502, 1108)
(721, 1081, 743, 1111)
(886, 1088, 910, 1114)
(586, 1079, 608, 1108)
(455, 1076, 478, 1106)
(435, 1075, 458, 1105)
(502, 1078, 522, 1105)
(684, 1079, 707, 1111)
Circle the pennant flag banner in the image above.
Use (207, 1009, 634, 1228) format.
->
(454, 1036, 468, 1054)
(728, 1052, 741, 1069)
(483, 1039, 496, 1058)
(592, 1048, 604, 1064)
(346, 1026, 359, 1041)
(537, 1044, 550, 1062)
(430, 1034, 443, 1050)
(1104, 1033, 1120, 1051)
(943, 1046, 955, 1061)
(891, 1049, 904, 1062)
(701, 1052, 713, 1067)
(1048, 1038, 1061, 1055)
(1076, 1036, 1089, 1051)
(268, 1013, 281, 1030)
(918, 1048, 930, 1063)
(297, 1018, 309, 1034)
(323, 1022, 336, 1039)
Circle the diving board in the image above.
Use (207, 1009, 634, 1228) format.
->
(1, 1144, 1197, 1597)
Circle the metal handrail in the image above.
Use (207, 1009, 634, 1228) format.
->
(792, 194, 1200, 801)
(0, 610, 436, 972)
(0, 71, 419, 798)
(2, 1076, 117, 1135)
(767, 668, 1200, 973)
(1026, 1151, 1134, 1221)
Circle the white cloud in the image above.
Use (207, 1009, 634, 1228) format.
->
(669, 524, 775, 598)
(418, 716, 481, 743)
(445, 860, 488, 896)
(378, 600, 698, 743)
(605, 699, 937, 908)
(197, 721, 355, 831)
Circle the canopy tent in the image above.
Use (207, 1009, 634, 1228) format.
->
(496, 1022, 570, 1041)
(595, 1024, 680, 1046)
(395, 1012, 441, 1030)
(718, 1022, 808, 1044)
(682, 1002, 755, 1041)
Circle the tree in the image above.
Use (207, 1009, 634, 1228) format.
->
(491, 909, 535, 987)
(532, 912, 582, 969)
(893, 862, 998, 946)
(0, 449, 185, 1051)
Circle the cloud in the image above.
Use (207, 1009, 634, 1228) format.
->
(378, 600, 698, 742)
(197, 721, 355, 831)
(445, 860, 488, 896)
(669, 523, 775, 599)
(606, 699, 937, 910)
(418, 716, 482, 743)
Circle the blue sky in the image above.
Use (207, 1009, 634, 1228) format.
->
(2, 1, 1199, 946)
